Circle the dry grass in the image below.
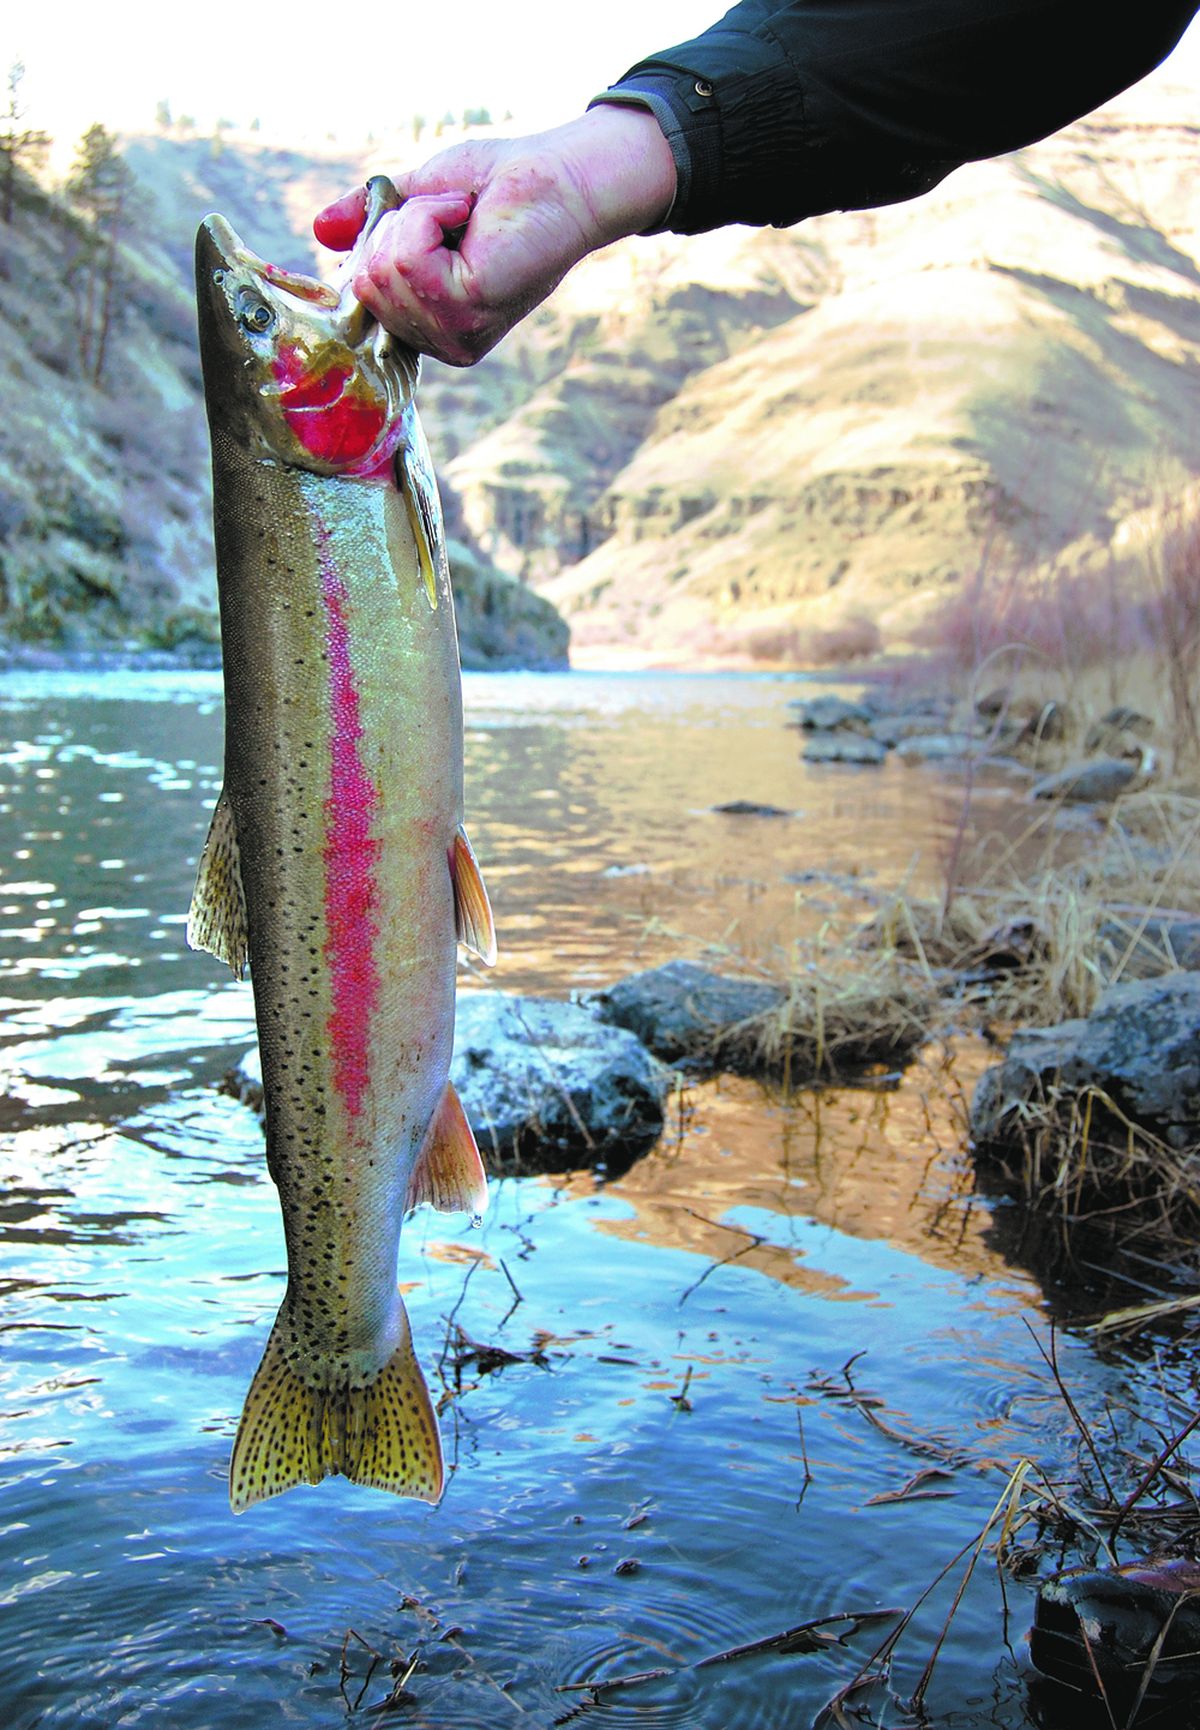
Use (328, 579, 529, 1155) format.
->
(845, 768, 1200, 1257)
(718, 946, 939, 1083)
(975, 1078, 1200, 1251)
(809, 1338, 1200, 1726)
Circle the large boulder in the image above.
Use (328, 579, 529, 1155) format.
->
(972, 973, 1200, 1152)
(451, 992, 671, 1171)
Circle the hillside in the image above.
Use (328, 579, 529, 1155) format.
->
(413, 70, 1200, 664)
(0, 137, 567, 666)
(0, 164, 213, 649)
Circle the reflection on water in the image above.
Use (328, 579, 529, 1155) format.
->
(0, 668, 1192, 1730)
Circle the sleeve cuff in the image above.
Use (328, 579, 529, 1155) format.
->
(593, 35, 811, 236)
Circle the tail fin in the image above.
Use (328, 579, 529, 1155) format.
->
(228, 1305, 443, 1513)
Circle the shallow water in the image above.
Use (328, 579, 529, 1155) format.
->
(1, 668, 1194, 1729)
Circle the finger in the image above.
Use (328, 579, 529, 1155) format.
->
(353, 195, 505, 365)
(313, 185, 368, 251)
(392, 143, 496, 203)
(354, 197, 472, 323)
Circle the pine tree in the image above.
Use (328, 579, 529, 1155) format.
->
(0, 62, 50, 225)
(66, 123, 134, 384)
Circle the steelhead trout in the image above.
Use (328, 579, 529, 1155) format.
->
(189, 177, 496, 1514)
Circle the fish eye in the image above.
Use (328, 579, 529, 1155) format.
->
(212, 268, 227, 286)
(237, 290, 275, 334)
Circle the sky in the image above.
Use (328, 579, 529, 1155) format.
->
(4, 2, 713, 145)
(5, 3, 1200, 151)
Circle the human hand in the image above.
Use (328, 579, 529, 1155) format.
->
(314, 107, 676, 366)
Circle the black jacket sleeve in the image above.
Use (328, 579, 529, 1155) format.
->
(592, 0, 1199, 233)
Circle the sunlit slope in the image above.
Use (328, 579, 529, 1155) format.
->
(435, 76, 1200, 659)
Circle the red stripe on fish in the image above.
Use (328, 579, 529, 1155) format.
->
(318, 536, 382, 1119)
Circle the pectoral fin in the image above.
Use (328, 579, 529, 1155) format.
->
(396, 416, 447, 609)
(451, 824, 497, 966)
(187, 787, 249, 979)
(407, 1081, 489, 1217)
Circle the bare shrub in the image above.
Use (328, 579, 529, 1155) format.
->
(810, 614, 882, 663)
(915, 560, 1145, 680)
(1139, 503, 1200, 762)
(740, 612, 881, 666)
(975, 1078, 1200, 1251)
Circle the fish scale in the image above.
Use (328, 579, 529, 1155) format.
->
(188, 178, 496, 1513)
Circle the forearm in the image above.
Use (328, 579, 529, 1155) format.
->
(597, 0, 1200, 233)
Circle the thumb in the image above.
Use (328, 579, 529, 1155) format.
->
(313, 184, 368, 251)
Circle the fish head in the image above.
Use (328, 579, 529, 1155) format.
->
(195, 178, 418, 478)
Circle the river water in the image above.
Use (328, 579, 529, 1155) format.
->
(1, 668, 1195, 1729)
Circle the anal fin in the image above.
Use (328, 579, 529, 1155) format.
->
(187, 786, 249, 979)
(229, 1305, 443, 1513)
(451, 823, 497, 967)
(408, 1080, 489, 1217)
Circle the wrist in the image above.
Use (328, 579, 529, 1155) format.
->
(552, 106, 677, 249)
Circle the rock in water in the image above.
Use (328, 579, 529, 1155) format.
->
(802, 733, 888, 765)
(1030, 755, 1151, 803)
(711, 800, 794, 816)
(228, 991, 673, 1174)
(788, 694, 875, 733)
(971, 973, 1200, 1151)
(1031, 1558, 1200, 1710)
(452, 991, 672, 1171)
(592, 960, 785, 1070)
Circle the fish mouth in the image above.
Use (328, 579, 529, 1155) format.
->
(196, 212, 251, 281)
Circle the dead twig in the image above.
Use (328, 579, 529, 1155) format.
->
(339, 1628, 383, 1714)
(678, 1208, 765, 1304)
